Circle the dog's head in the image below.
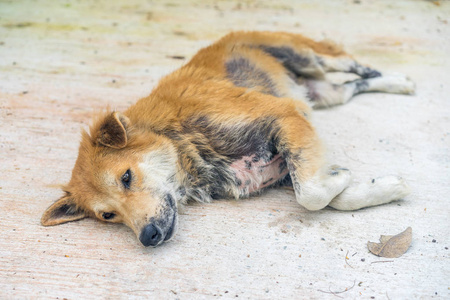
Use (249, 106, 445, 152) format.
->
(41, 112, 179, 247)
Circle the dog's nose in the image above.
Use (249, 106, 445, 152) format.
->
(139, 223, 163, 247)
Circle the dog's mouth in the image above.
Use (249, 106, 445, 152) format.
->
(163, 212, 177, 241)
(163, 193, 178, 242)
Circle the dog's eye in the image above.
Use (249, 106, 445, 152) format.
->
(102, 212, 115, 220)
(121, 169, 132, 189)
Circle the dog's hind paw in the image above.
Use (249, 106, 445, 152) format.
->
(377, 73, 416, 95)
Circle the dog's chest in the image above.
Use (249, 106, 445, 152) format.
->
(230, 154, 289, 193)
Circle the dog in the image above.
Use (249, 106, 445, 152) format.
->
(41, 31, 414, 247)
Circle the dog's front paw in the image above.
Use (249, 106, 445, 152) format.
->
(328, 175, 410, 210)
(328, 165, 350, 176)
(370, 175, 410, 204)
(325, 165, 353, 190)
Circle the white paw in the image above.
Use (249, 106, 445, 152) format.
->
(387, 75, 415, 94)
(296, 165, 353, 211)
(328, 175, 410, 210)
(371, 75, 415, 95)
(370, 175, 410, 205)
(325, 165, 353, 190)
(328, 164, 352, 177)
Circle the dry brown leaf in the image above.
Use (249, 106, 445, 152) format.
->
(367, 227, 412, 258)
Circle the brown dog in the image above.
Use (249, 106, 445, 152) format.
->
(41, 31, 413, 247)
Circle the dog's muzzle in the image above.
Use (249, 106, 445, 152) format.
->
(139, 194, 177, 247)
(139, 216, 177, 247)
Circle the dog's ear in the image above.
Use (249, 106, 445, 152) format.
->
(41, 194, 87, 226)
(96, 112, 130, 149)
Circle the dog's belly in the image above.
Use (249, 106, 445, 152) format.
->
(230, 154, 289, 194)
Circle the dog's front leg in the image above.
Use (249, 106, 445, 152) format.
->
(286, 153, 354, 211)
(273, 113, 353, 211)
(278, 115, 408, 211)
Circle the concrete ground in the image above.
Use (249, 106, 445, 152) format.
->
(1, 0, 449, 299)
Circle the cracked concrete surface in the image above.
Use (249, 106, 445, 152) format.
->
(0, 0, 449, 298)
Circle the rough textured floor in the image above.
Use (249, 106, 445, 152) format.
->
(1, 0, 449, 299)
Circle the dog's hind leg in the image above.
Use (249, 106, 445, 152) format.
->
(301, 75, 415, 108)
(317, 55, 383, 78)
(220, 31, 347, 80)
(224, 32, 415, 107)
(243, 32, 384, 80)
